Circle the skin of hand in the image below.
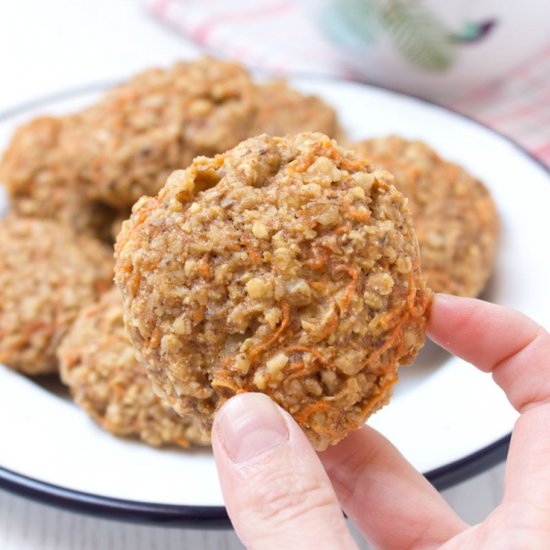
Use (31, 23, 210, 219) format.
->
(212, 294, 550, 550)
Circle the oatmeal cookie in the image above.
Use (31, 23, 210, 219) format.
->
(115, 133, 431, 450)
(349, 136, 499, 296)
(1, 61, 343, 218)
(0, 216, 113, 374)
(67, 58, 257, 208)
(0, 116, 119, 239)
(250, 80, 341, 138)
(58, 289, 210, 447)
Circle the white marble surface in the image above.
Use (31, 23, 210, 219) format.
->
(0, 1, 507, 547)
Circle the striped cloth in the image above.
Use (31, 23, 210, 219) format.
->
(146, 0, 550, 166)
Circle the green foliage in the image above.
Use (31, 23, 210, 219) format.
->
(380, 1, 455, 71)
(329, 0, 456, 72)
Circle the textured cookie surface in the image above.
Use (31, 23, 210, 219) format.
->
(350, 136, 499, 296)
(0, 116, 118, 239)
(115, 132, 432, 450)
(1, 60, 343, 220)
(68, 58, 257, 208)
(250, 80, 341, 138)
(0, 216, 113, 374)
(58, 289, 209, 447)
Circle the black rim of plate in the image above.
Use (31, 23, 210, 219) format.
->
(0, 77, 547, 528)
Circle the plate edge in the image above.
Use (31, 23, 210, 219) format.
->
(0, 434, 510, 527)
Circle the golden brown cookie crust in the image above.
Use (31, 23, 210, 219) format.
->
(1, 60, 343, 220)
(67, 58, 257, 208)
(349, 136, 499, 297)
(115, 133, 431, 450)
(0, 116, 119, 239)
(250, 80, 341, 138)
(0, 216, 113, 374)
(58, 289, 210, 447)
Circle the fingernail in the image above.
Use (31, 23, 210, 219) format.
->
(216, 393, 289, 464)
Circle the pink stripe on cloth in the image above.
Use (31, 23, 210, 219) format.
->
(486, 95, 550, 126)
(150, 0, 171, 17)
(192, 2, 293, 43)
(453, 46, 550, 165)
(144, 0, 550, 166)
(534, 143, 550, 160)
(145, 0, 343, 76)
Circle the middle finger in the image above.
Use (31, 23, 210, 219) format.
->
(320, 426, 467, 550)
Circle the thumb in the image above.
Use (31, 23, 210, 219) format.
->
(212, 393, 357, 550)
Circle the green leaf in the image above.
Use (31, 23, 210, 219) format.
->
(380, 1, 455, 72)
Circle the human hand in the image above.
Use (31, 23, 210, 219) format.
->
(212, 294, 550, 549)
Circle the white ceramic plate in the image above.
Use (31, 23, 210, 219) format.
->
(0, 77, 548, 526)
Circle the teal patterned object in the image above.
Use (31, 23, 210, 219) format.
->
(332, 0, 380, 47)
(321, 0, 497, 72)
(451, 19, 497, 43)
(380, 1, 455, 71)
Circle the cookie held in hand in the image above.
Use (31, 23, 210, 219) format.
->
(115, 133, 431, 450)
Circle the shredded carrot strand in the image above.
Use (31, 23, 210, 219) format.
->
(191, 306, 206, 323)
(211, 379, 237, 392)
(174, 437, 191, 449)
(335, 224, 351, 235)
(340, 266, 359, 314)
(247, 245, 261, 263)
(284, 345, 326, 364)
(198, 256, 212, 279)
(360, 375, 398, 416)
(129, 271, 141, 296)
(328, 150, 370, 172)
(349, 209, 371, 222)
(406, 257, 430, 318)
(341, 198, 372, 223)
(221, 356, 235, 368)
(309, 281, 325, 292)
(363, 317, 406, 369)
(293, 142, 370, 174)
(284, 361, 320, 384)
(296, 400, 332, 424)
(211, 375, 243, 394)
(289, 361, 305, 371)
(248, 301, 290, 364)
(285, 366, 317, 384)
(307, 246, 329, 270)
(150, 327, 161, 349)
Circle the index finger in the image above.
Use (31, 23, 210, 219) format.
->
(428, 293, 550, 413)
(428, 294, 550, 510)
